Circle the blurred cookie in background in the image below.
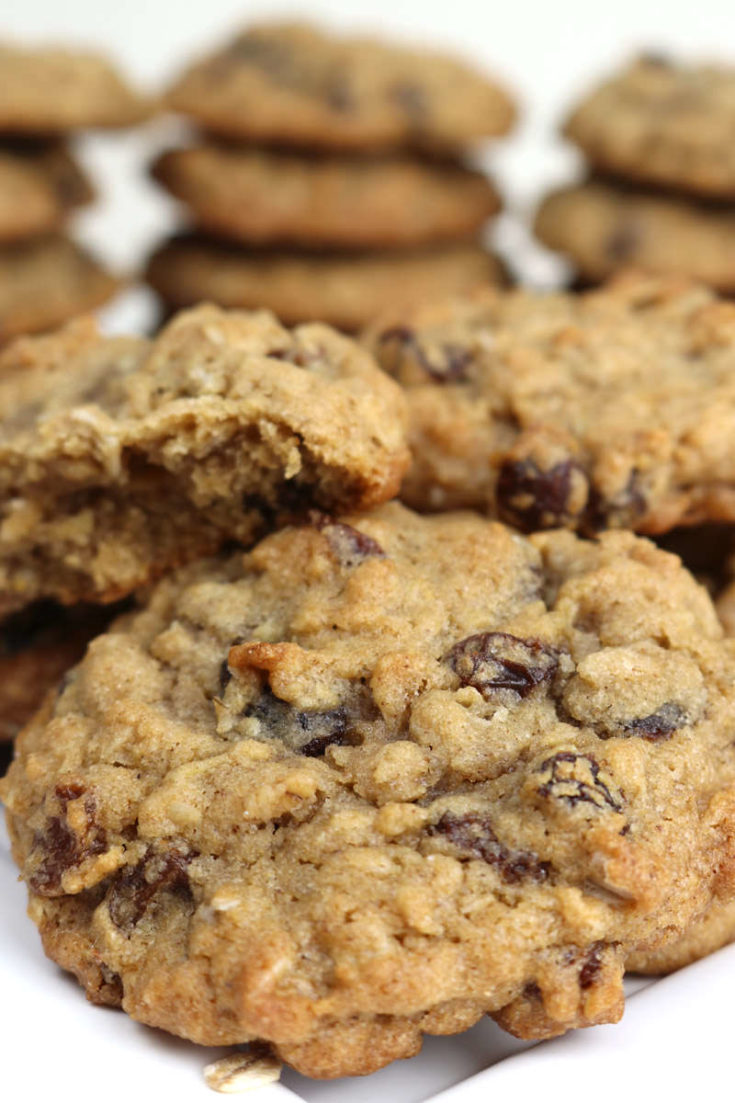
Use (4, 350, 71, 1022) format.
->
(0, 141, 93, 244)
(146, 235, 505, 332)
(152, 145, 501, 250)
(535, 55, 735, 289)
(0, 235, 118, 342)
(0, 42, 151, 133)
(563, 55, 735, 199)
(151, 21, 513, 328)
(165, 21, 515, 152)
(535, 180, 735, 293)
(0, 41, 152, 341)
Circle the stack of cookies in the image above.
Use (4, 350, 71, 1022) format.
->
(0, 43, 150, 342)
(145, 21, 514, 330)
(534, 56, 735, 291)
(4, 273, 735, 1081)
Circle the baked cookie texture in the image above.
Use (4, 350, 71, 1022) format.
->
(147, 236, 503, 332)
(166, 21, 515, 152)
(152, 145, 500, 249)
(0, 305, 408, 616)
(365, 273, 735, 534)
(0, 601, 124, 743)
(3, 502, 735, 1076)
(535, 180, 735, 293)
(0, 142, 93, 244)
(0, 43, 150, 132)
(0, 235, 118, 343)
(564, 56, 735, 199)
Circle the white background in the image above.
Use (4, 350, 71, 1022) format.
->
(2, 3, 735, 1101)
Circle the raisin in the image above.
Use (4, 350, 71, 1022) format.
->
(378, 326, 472, 383)
(325, 76, 355, 111)
(536, 753, 623, 812)
(108, 848, 194, 930)
(428, 812, 550, 883)
(640, 52, 673, 67)
(497, 457, 589, 531)
(627, 702, 686, 742)
(308, 512, 385, 567)
(245, 687, 355, 756)
(29, 783, 107, 896)
(605, 219, 642, 263)
(579, 943, 605, 989)
(585, 470, 647, 531)
(390, 81, 429, 123)
(448, 632, 558, 699)
(218, 657, 232, 692)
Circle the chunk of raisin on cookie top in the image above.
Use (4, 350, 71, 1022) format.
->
(3, 504, 735, 1078)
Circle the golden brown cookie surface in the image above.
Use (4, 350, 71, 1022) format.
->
(535, 179, 735, 292)
(152, 145, 500, 249)
(0, 305, 408, 615)
(366, 274, 735, 533)
(0, 235, 117, 343)
(3, 503, 735, 1075)
(564, 55, 735, 199)
(146, 235, 503, 331)
(0, 43, 150, 132)
(166, 21, 515, 152)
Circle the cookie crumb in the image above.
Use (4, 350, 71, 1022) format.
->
(204, 1048, 282, 1093)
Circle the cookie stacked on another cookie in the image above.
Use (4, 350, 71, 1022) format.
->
(534, 56, 735, 290)
(0, 302, 409, 752)
(146, 21, 514, 330)
(0, 43, 150, 341)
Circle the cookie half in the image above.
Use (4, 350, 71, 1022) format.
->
(535, 179, 735, 292)
(365, 272, 735, 533)
(0, 304, 408, 615)
(0, 235, 118, 343)
(146, 235, 503, 331)
(3, 502, 735, 1075)
(0, 43, 150, 132)
(564, 55, 735, 200)
(0, 142, 93, 244)
(166, 21, 515, 152)
(152, 145, 500, 249)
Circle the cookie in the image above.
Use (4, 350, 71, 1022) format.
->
(628, 897, 735, 974)
(152, 145, 500, 249)
(0, 305, 408, 616)
(0, 235, 118, 343)
(146, 236, 503, 331)
(3, 502, 735, 1076)
(166, 21, 515, 152)
(535, 179, 735, 292)
(564, 55, 735, 200)
(0, 601, 124, 744)
(0, 142, 93, 244)
(0, 43, 150, 132)
(365, 272, 735, 534)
